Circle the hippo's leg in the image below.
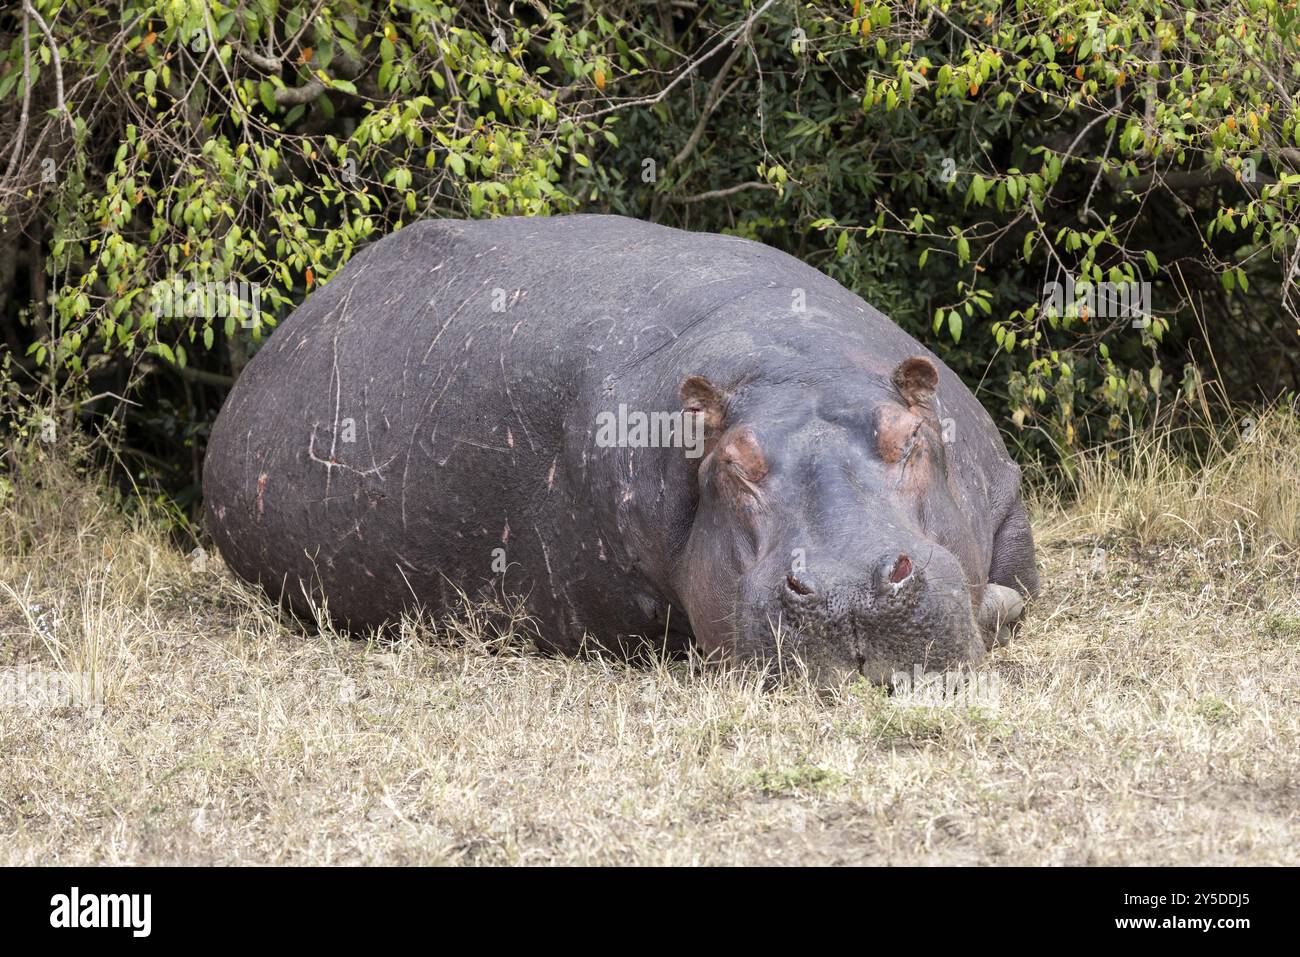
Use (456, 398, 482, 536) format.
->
(988, 497, 1039, 598)
(979, 496, 1039, 648)
(978, 584, 1026, 648)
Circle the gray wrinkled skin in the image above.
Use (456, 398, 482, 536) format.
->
(204, 215, 1039, 684)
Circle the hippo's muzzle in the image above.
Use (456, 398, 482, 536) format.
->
(745, 544, 990, 686)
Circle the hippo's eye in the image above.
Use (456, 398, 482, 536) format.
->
(900, 422, 926, 462)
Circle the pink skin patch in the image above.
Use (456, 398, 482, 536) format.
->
(889, 554, 913, 584)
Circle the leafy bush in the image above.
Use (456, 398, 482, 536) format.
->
(2, 0, 1298, 503)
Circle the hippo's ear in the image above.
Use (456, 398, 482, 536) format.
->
(892, 356, 939, 411)
(680, 375, 727, 436)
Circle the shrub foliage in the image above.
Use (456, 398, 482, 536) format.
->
(2, 0, 1298, 502)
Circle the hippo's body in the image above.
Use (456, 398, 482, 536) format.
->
(205, 215, 1037, 682)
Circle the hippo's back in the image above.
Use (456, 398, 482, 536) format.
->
(203, 215, 1016, 637)
(203, 216, 790, 628)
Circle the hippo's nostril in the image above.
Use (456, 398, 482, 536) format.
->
(785, 573, 814, 597)
(888, 554, 913, 585)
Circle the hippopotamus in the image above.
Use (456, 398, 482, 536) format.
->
(204, 214, 1038, 684)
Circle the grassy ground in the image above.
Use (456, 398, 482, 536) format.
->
(1, 408, 1298, 865)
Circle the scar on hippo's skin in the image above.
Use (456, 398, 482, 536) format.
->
(256, 473, 268, 516)
(307, 425, 399, 478)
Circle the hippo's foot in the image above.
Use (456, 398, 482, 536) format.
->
(978, 584, 1027, 649)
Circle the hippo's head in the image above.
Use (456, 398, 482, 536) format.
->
(672, 356, 1012, 686)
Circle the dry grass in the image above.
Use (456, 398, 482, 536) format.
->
(1, 408, 1298, 865)
(1045, 402, 1300, 555)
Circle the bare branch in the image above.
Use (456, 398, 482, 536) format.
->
(575, 0, 778, 122)
(23, 0, 71, 127)
(233, 41, 365, 105)
(233, 43, 284, 74)
(668, 31, 750, 171)
(668, 181, 777, 204)
(274, 79, 327, 106)
(2, 10, 33, 190)
(156, 358, 236, 388)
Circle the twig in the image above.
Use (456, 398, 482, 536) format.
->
(23, 0, 71, 127)
(156, 358, 236, 388)
(233, 42, 327, 105)
(668, 33, 751, 171)
(233, 43, 284, 73)
(274, 79, 327, 106)
(1082, 90, 1122, 224)
(669, 181, 776, 204)
(575, 0, 778, 122)
(2, 9, 33, 187)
